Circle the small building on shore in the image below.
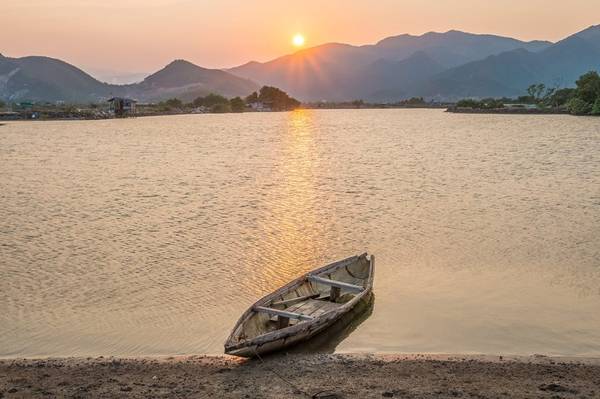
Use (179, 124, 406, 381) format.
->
(107, 97, 137, 116)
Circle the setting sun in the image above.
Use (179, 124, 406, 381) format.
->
(292, 33, 305, 47)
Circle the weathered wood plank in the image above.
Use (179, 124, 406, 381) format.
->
(293, 300, 324, 317)
(285, 299, 311, 314)
(271, 293, 320, 307)
(308, 276, 364, 293)
(289, 299, 341, 317)
(309, 302, 340, 318)
(254, 306, 314, 321)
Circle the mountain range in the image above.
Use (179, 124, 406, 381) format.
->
(1, 25, 599, 103)
(0, 57, 258, 103)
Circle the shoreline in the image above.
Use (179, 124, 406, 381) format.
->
(446, 107, 570, 115)
(2, 354, 599, 398)
(1, 106, 582, 122)
(0, 106, 449, 122)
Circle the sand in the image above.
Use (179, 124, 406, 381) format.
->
(1, 354, 599, 398)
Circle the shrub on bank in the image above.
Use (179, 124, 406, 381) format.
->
(456, 98, 504, 109)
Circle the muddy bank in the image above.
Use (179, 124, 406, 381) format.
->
(1, 354, 599, 398)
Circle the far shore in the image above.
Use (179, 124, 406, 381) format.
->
(446, 106, 570, 115)
(1, 354, 599, 398)
(0, 105, 586, 122)
(0, 105, 450, 122)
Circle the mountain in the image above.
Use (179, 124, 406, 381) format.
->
(0, 56, 259, 103)
(346, 51, 446, 101)
(572, 24, 600, 48)
(127, 60, 259, 102)
(420, 25, 600, 100)
(420, 49, 543, 99)
(2, 25, 599, 103)
(229, 30, 552, 101)
(231, 43, 377, 101)
(0, 54, 112, 102)
(371, 30, 550, 67)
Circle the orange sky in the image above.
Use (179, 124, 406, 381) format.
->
(2, 0, 599, 74)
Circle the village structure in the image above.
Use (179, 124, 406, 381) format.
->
(107, 97, 137, 116)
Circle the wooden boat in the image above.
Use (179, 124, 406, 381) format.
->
(224, 253, 374, 357)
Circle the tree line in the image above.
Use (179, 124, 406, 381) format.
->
(456, 70, 600, 115)
(156, 86, 300, 114)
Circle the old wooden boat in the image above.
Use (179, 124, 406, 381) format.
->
(224, 253, 374, 357)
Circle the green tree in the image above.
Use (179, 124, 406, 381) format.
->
(192, 96, 206, 107)
(481, 98, 504, 109)
(210, 103, 231, 113)
(191, 94, 229, 108)
(164, 98, 183, 109)
(351, 99, 364, 108)
(567, 97, 592, 115)
(591, 98, 600, 116)
(203, 93, 229, 107)
(0, 100, 5, 109)
(548, 88, 576, 108)
(245, 91, 259, 104)
(575, 71, 600, 104)
(456, 99, 481, 108)
(258, 86, 300, 111)
(406, 97, 425, 105)
(527, 84, 546, 102)
(230, 97, 245, 112)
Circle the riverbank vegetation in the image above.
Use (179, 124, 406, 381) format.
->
(305, 97, 450, 109)
(0, 86, 301, 120)
(154, 86, 300, 114)
(451, 70, 600, 116)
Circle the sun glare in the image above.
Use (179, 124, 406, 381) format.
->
(292, 34, 305, 47)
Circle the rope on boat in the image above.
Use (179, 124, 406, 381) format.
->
(252, 347, 339, 399)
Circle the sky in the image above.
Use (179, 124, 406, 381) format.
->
(2, 0, 599, 77)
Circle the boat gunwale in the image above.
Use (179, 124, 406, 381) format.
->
(224, 253, 373, 353)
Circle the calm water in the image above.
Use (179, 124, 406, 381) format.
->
(1, 110, 599, 358)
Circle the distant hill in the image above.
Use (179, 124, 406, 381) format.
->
(0, 56, 259, 103)
(420, 25, 600, 100)
(229, 30, 553, 101)
(347, 51, 446, 101)
(230, 43, 378, 101)
(370, 30, 550, 67)
(0, 55, 112, 102)
(126, 60, 259, 102)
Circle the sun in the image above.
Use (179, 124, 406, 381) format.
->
(292, 34, 305, 47)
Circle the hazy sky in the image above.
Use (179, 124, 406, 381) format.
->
(2, 0, 599, 74)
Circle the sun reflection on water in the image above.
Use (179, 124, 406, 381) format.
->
(245, 110, 330, 295)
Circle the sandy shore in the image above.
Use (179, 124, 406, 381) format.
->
(1, 354, 599, 398)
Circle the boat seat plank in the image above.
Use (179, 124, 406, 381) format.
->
(308, 276, 364, 293)
(254, 306, 314, 321)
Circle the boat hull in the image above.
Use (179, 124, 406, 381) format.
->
(225, 254, 375, 357)
(227, 292, 373, 357)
